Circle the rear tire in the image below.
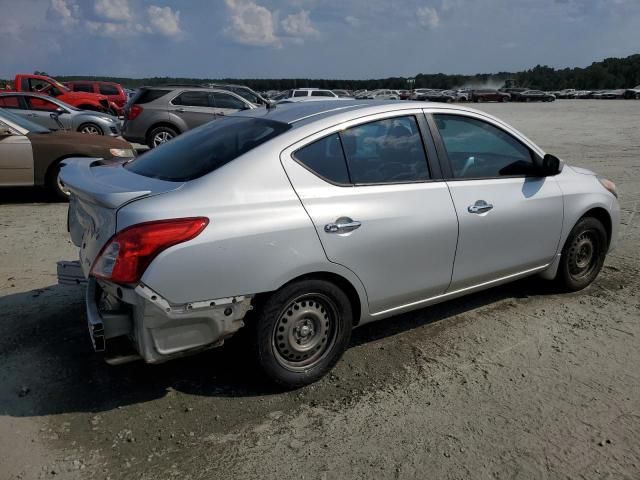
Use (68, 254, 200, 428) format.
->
(147, 126, 178, 148)
(250, 279, 353, 388)
(45, 161, 70, 201)
(556, 217, 607, 291)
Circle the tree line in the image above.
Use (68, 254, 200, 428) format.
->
(3, 54, 639, 92)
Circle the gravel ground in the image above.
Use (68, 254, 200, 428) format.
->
(0, 100, 639, 480)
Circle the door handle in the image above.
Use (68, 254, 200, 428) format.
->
(468, 200, 493, 214)
(324, 217, 361, 234)
(175, 108, 185, 113)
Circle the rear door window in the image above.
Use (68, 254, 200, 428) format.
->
(341, 116, 430, 184)
(293, 91, 308, 97)
(99, 84, 119, 95)
(134, 89, 171, 104)
(294, 133, 350, 184)
(125, 117, 291, 181)
(311, 91, 334, 97)
(172, 91, 210, 107)
(0, 96, 22, 108)
(73, 83, 95, 93)
(210, 92, 246, 110)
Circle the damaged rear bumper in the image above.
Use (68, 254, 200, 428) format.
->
(59, 261, 253, 364)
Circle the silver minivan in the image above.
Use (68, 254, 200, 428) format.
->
(60, 101, 620, 388)
(122, 86, 256, 148)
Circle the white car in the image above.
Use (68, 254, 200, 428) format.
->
(363, 89, 400, 100)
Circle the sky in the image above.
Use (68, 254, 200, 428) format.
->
(1, 0, 639, 79)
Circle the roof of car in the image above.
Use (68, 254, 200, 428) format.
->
(232, 100, 485, 127)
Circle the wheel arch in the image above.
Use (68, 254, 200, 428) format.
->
(145, 122, 181, 143)
(254, 271, 366, 326)
(581, 207, 612, 248)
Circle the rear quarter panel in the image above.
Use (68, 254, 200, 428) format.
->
(117, 140, 369, 316)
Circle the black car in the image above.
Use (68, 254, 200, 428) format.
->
(471, 89, 511, 103)
(518, 90, 556, 102)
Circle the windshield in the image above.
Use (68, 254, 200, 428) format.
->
(0, 107, 50, 133)
(125, 116, 291, 181)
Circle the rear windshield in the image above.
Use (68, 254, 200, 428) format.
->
(134, 89, 171, 104)
(124, 117, 291, 181)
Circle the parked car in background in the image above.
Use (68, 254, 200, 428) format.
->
(500, 88, 528, 101)
(471, 89, 511, 102)
(592, 90, 625, 99)
(555, 89, 577, 99)
(0, 92, 121, 136)
(7, 74, 121, 115)
(332, 89, 353, 98)
(361, 89, 400, 100)
(65, 80, 128, 111)
(518, 90, 556, 102)
(58, 100, 619, 387)
(624, 85, 640, 99)
(0, 107, 133, 198)
(275, 88, 340, 101)
(409, 89, 434, 100)
(398, 90, 411, 100)
(122, 86, 256, 148)
(574, 91, 594, 99)
(206, 83, 271, 106)
(421, 90, 457, 103)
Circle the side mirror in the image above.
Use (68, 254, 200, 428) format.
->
(541, 154, 562, 176)
(55, 107, 66, 114)
(0, 128, 13, 137)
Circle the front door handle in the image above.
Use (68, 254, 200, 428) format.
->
(324, 217, 361, 234)
(468, 200, 493, 214)
(175, 108, 185, 113)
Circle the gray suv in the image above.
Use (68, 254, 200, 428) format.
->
(123, 86, 256, 148)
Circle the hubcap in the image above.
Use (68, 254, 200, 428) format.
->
(81, 125, 100, 135)
(272, 294, 338, 371)
(153, 131, 173, 146)
(568, 231, 599, 279)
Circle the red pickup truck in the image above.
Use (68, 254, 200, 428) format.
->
(3, 74, 121, 115)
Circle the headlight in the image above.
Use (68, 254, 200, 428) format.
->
(598, 176, 618, 198)
(110, 148, 135, 158)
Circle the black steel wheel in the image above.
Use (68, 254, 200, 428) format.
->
(556, 217, 607, 291)
(251, 279, 353, 388)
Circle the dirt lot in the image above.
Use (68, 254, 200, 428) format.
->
(1, 100, 639, 480)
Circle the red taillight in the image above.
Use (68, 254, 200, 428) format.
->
(91, 217, 209, 284)
(127, 104, 143, 120)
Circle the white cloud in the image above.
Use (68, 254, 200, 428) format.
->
(345, 15, 361, 27)
(147, 5, 182, 37)
(416, 6, 440, 29)
(86, 20, 131, 37)
(225, 0, 280, 47)
(94, 0, 132, 22)
(281, 10, 317, 36)
(49, 0, 80, 26)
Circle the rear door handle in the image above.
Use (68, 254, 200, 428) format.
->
(324, 217, 361, 233)
(468, 200, 493, 214)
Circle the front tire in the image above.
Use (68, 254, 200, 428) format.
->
(78, 123, 103, 135)
(251, 279, 353, 388)
(556, 217, 607, 291)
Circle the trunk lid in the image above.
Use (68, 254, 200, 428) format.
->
(60, 158, 183, 276)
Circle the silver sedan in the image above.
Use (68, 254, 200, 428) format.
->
(59, 101, 620, 387)
(0, 92, 121, 136)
